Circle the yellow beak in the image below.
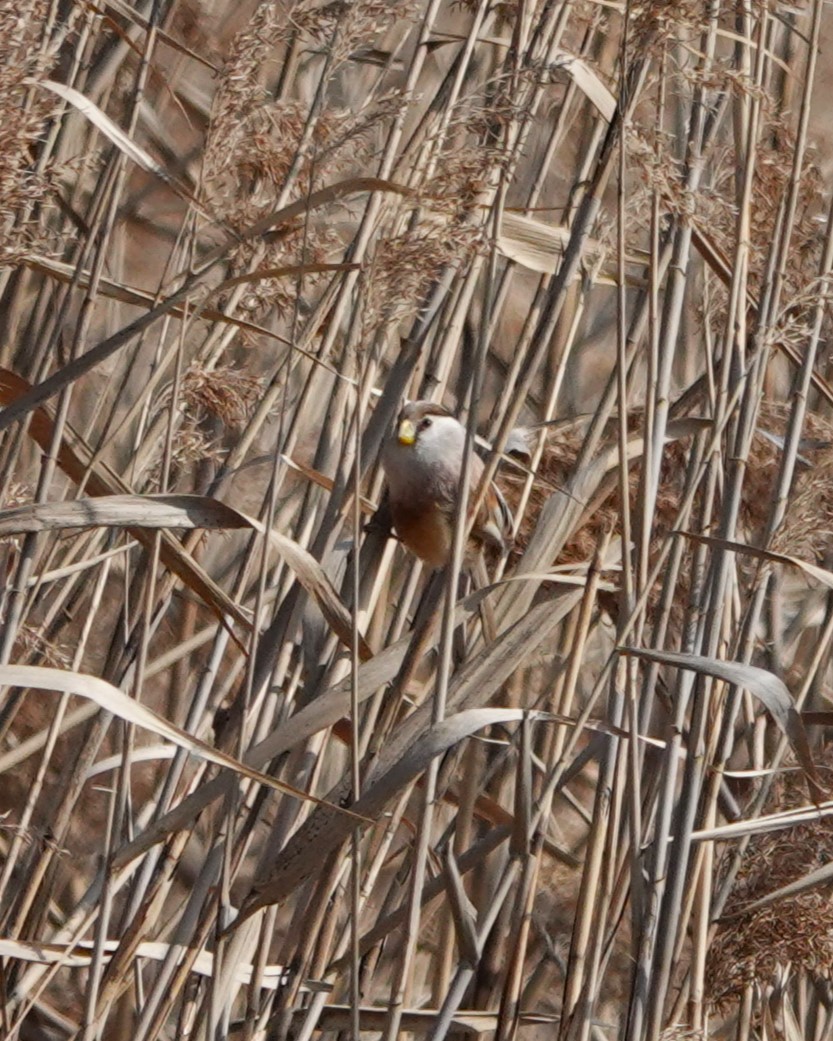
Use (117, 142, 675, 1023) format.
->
(397, 418, 417, 446)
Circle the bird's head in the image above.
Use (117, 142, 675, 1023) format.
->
(394, 401, 460, 451)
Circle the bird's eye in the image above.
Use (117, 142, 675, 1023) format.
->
(419, 417, 432, 430)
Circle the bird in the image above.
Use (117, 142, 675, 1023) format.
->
(381, 400, 513, 569)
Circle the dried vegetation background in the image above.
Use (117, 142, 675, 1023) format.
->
(3, 0, 833, 1038)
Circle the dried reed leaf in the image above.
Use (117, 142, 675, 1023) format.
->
(245, 634, 421, 763)
(237, 593, 581, 918)
(497, 212, 604, 275)
(0, 369, 253, 629)
(0, 938, 295, 990)
(783, 997, 805, 1041)
(109, 593, 490, 872)
(109, 634, 422, 869)
(429, 34, 616, 120)
(443, 846, 480, 966)
(621, 647, 822, 799)
(237, 709, 550, 924)
(254, 521, 374, 662)
(723, 858, 833, 919)
(555, 53, 617, 121)
(85, 745, 176, 780)
(216, 261, 359, 290)
(676, 530, 833, 591)
(0, 665, 366, 819)
(0, 492, 371, 659)
(0, 494, 254, 534)
(35, 79, 174, 182)
(693, 801, 833, 843)
(364, 708, 549, 806)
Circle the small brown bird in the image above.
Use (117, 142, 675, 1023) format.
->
(381, 400, 513, 568)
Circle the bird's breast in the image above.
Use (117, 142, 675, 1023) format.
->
(389, 497, 453, 568)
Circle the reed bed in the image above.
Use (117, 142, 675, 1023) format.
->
(1, 0, 833, 1038)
